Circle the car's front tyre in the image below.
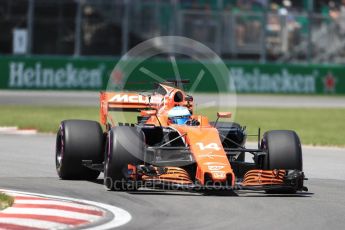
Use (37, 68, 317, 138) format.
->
(104, 126, 145, 191)
(261, 130, 303, 193)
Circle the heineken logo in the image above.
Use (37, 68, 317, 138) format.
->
(229, 68, 317, 93)
(8, 62, 104, 89)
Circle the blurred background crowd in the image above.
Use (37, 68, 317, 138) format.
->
(1, 0, 345, 63)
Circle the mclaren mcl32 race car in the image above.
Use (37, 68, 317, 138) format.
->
(55, 81, 307, 194)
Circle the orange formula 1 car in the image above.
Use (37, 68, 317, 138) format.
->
(55, 81, 307, 194)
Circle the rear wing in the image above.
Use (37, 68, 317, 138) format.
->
(100, 92, 150, 125)
(99, 88, 193, 126)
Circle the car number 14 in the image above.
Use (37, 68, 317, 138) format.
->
(195, 142, 221, 151)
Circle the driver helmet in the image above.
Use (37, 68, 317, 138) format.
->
(168, 106, 191, 125)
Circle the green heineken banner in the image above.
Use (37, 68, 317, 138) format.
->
(0, 56, 344, 94)
(0, 56, 111, 90)
(228, 63, 340, 94)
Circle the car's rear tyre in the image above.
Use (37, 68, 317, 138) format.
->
(261, 130, 302, 193)
(104, 126, 145, 191)
(56, 120, 103, 180)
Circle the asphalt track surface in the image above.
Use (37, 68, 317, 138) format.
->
(1, 134, 345, 230)
(1, 90, 345, 108)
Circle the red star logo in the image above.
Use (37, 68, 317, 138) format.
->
(323, 72, 336, 93)
(112, 70, 123, 85)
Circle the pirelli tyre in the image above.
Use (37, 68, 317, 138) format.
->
(261, 130, 302, 193)
(104, 126, 145, 191)
(56, 120, 103, 180)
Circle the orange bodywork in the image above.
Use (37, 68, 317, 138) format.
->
(242, 169, 285, 186)
(100, 92, 151, 125)
(100, 84, 192, 126)
(142, 167, 193, 185)
(172, 124, 235, 186)
(100, 83, 285, 188)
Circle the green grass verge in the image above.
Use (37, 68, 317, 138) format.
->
(0, 193, 14, 210)
(0, 105, 99, 133)
(0, 105, 344, 147)
(201, 107, 345, 147)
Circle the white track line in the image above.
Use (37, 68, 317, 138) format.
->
(0, 217, 69, 229)
(0, 127, 37, 135)
(14, 199, 103, 210)
(1, 189, 132, 229)
(2, 208, 101, 221)
(0, 127, 18, 131)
